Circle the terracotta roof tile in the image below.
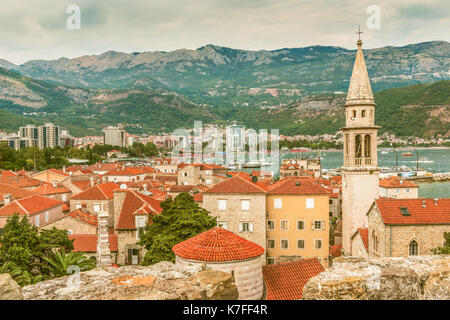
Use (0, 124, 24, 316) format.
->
(172, 227, 264, 262)
(68, 209, 98, 226)
(116, 190, 162, 230)
(0, 176, 42, 188)
(205, 175, 267, 194)
(0, 195, 62, 216)
(375, 198, 450, 225)
(72, 180, 93, 191)
(69, 234, 118, 252)
(0, 184, 35, 201)
(358, 228, 369, 249)
(32, 182, 71, 195)
(71, 182, 119, 200)
(330, 244, 342, 258)
(262, 259, 324, 300)
(193, 193, 203, 202)
(379, 176, 418, 188)
(268, 177, 329, 195)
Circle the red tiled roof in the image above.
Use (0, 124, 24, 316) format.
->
(62, 203, 70, 212)
(330, 244, 342, 258)
(72, 180, 93, 191)
(68, 209, 98, 226)
(0, 195, 62, 216)
(172, 227, 264, 262)
(168, 185, 195, 193)
(379, 176, 418, 188)
(0, 170, 18, 178)
(205, 175, 267, 194)
(104, 167, 146, 176)
(193, 193, 203, 202)
(116, 190, 162, 230)
(374, 198, 450, 225)
(32, 182, 71, 195)
(268, 177, 329, 195)
(0, 176, 42, 188)
(71, 182, 119, 200)
(358, 228, 369, 250)
(0, 184, 35, 201)
(262, 258, 325, 300)
(69, 234, 118, 252)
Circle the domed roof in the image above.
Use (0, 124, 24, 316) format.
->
(172, 227, 264, 262)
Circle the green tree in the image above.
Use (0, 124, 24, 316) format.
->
(0, 214, 40, 272)
(431, 232, 450, 255)
(39, 228, 74, 255)
(139, 193, 217, 265)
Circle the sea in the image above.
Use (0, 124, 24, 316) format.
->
(273, 148, 450, 198)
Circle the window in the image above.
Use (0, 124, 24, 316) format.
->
(313, 220, 324, 230)
(239, 222, 253, 232)
(267, 220, 275, 230)
(406, 188, 410, 193)
(241, 200, 250, 211)
(362, 110, 366, 117)
(267, 257, 275, 265)
(62, 194, 67, 201)
(409, 240, 418, 256)
(75, 203, 82, 209)
(205, 179, 211, 185)
(135, 216, 146, 240)
(315, 239, 322, 249)
(297, 239, 305, 249)
(218, 221, 228, 229)
(93, 204, 101, 213)
(267, 239, 275, 249)
(329, 199, 333, 205)
(397, 188, 400, 193)
(67, 230, 73, 235)
(183, 172, 189, 177)
(274, 198, 282, 209)
(205, 170, 212, 175)
(297, 220, 305, 230)
(280, 220, 289, 231)
(218, 200, 227, 211)
(45, 212, 49, 223)
(352, 110, 357, 118)
(35, 215, 40, 227)
(306, 198, 315, 209)
(281, 239, 289, 249)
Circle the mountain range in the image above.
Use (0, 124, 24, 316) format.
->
(0, 41, 448, 138)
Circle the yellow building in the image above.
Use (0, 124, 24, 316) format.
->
(266, 177, 330, 267)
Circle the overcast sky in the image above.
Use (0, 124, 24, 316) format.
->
(1, 0, 449, 64)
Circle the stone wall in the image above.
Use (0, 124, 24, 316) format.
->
(303, 255, 450, 300)
(175, 255, 264, 300)
(20, 262, 238, 300)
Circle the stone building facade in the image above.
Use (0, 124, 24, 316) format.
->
(367, 198, 450, 258)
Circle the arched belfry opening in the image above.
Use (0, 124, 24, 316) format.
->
(355, 135, 362, 159)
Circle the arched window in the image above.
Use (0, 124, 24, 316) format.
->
(352, 110, 357, 118)
(355, 135, 362, 158)
(409, 240, 418, 256)
(364, 135, 371, 158)
(362, 110, 366, 117)
(372, 231, 378, 253)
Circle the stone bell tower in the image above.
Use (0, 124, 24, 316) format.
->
(341, 34, 380, 254)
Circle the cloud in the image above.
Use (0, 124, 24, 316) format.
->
(0, 0, 448, 64)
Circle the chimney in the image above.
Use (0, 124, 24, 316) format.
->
(143, 183, 148, 191)
(3, 194, 12, 206)
(434, 198, 439, 206)
(400, 180, 403, 185)
(96, 211, 111, 268)
(90, 176, 95, 187)
(63, 166, 66, 173)
(52, 181, 58, 188)
(422, 200, 426, 208)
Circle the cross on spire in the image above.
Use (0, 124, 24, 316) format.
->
(356, 25, 363, 41)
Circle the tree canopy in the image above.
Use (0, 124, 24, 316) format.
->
(139, 192, 217, 265)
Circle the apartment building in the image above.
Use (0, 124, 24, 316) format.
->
(266, 177, 330, 267)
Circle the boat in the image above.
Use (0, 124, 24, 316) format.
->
(402, 152, 414, 157)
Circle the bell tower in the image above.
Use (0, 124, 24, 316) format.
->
(341, 33, 380, 254)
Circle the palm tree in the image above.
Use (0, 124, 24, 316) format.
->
(0, 261, 43, 286)
(42, 250, 96, 277)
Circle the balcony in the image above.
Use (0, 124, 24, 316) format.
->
(355, 158, 372, 166)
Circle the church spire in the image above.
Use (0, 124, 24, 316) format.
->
(346, 34, 375, 106)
